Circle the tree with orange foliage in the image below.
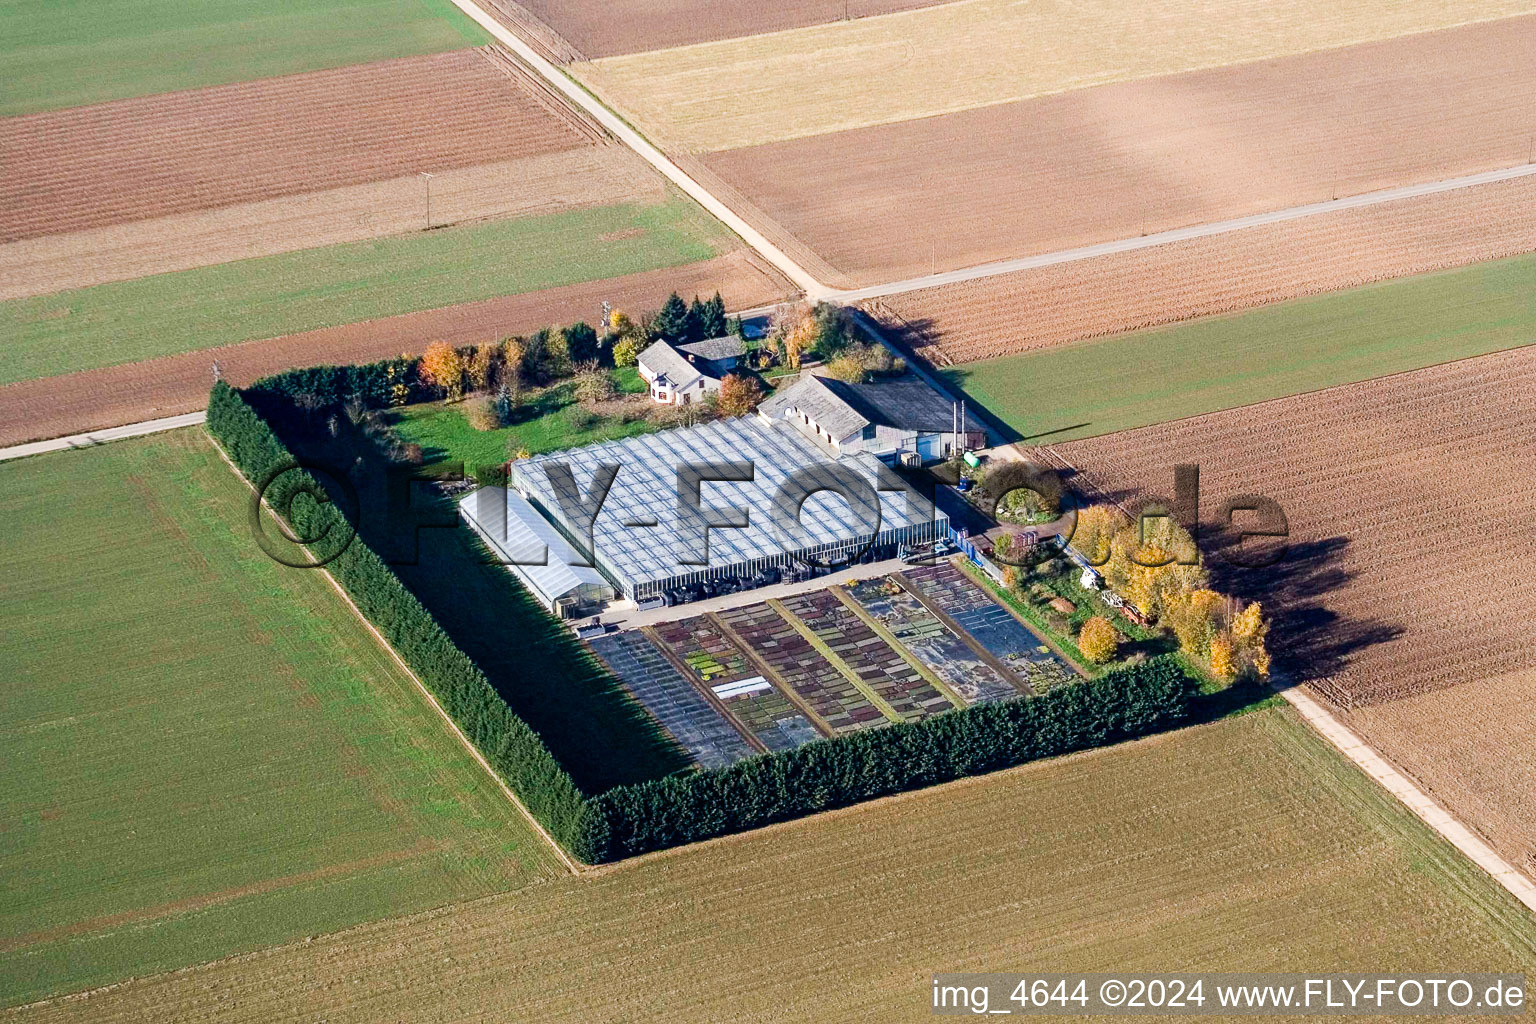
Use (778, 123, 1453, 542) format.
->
(418, 341, 466, 401)
(716, 373, 765, 418)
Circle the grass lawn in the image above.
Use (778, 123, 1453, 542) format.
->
(390, 380, 662, 471)
(2, 196, 733, 386)
(0, 0, 487, 116)
(945, 252, 1536, 444)
(35, 708, 1536, 1020)
(0, 430, 562, 1006)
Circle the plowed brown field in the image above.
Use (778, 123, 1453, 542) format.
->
(500, 0, 948, 62)
(866, 175, 1536, 366)
(0, 253, 788, 447)
(1045, 348, 1536, 867)
(0, 48, 595, 243)
(703, 17, 1536, 286)
(0, 147, 663, 300)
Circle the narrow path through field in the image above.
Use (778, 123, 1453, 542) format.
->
(834, 162, 1536, 302)
(1277, 682, 1536, 914)
(0, 412, 206, 461)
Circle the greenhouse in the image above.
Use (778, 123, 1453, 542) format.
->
(508, 417, 947, 601)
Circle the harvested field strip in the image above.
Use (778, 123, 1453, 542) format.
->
(700, 16, 1536, 284)
(1049, 345, 1536, 869)
(944, 251, 1536, 445)
(0, 0, 488, 116)
(845, 577, 1018, 705)
(0, 430, 558, 1006)
(1047, 344, 1536, 711)
(587, 632, 756, 769)
(1, 48, 590, 243)
(779, 590, 957, 720)
(0, 196, 733, 386)
(716, 604, 891, 734)
(867, 174, 1536, 366)
(574, 0, 1535, 152)
(19, 710, 1536, 1021)
(1348, 667, 1536, 885)
(901, 563, 1078, 694)
(509, 0, 948, 61)
(649, 617, 823, 751)
(0, 252, 789, 448)
(1, 147, 665, 301)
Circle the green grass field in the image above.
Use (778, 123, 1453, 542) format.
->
(26, 708, 1536, 1020)
(390, 381, 662, 470)
(2, 197, 733, 386)
(946, 252, 1536, 444)
(0, 0, 487, 116)
(0, 430, 561, 1006)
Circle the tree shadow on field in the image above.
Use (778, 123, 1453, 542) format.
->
(1205, 534, 1405, 686)
(1056, 471, 1406, 698)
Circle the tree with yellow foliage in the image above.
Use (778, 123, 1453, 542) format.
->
(1164, 588, 1223, 657)
(1208, 632, 1237, 681)
(782, 316, 817, 370)
(1230, 601, 1272, 679)
(1068, 504, 1127, 566)
(612, 334, 644, 368)
(1078, 616, 1120, 665)
(418, 341, 466, 401)
(466, 345, 495, 393)
(1105, 520, 1207, 621)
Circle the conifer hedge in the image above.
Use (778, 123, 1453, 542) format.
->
(208, 381, 1198, 865)
(206, 382, 600, 858)
(581, 658, 1196, 860)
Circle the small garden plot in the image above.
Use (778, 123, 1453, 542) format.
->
(718, 604, 887, 735)
(846, 578, 1020, 705)
(902, 563, 1078, 693)
(781, 590, 956, 722)
(651, 617, 822, 752)
(588, 632, 756, 770)
(710, 677, 824, 752)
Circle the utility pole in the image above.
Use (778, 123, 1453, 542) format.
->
(420, 171, 435, 230)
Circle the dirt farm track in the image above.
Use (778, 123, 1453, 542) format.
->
(867, 174, 1536, 365)
(702, 16, 1536, 286)
(1048, 345, 1536, 868)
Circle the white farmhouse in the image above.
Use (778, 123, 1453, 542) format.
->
(636, 335, 747, 405)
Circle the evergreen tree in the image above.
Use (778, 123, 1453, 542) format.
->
(562, 321, 599, 363)
(685, 296, 707, 343)
(652, 292, 689, 342)
(699, 292, 727, 339)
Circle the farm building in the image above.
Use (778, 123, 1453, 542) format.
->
(758, 374, 987, 462)
(636, 335, 746, 404)
(502, 415, 947, 602)
(459, 486, 615, 616)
